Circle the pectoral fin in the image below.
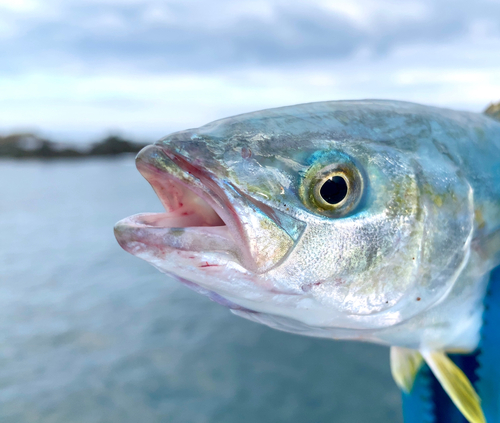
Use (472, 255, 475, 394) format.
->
(390, 346, 424, 393)
(422, 350, 486, 423)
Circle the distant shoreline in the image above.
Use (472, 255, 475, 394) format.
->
(0, 133, 148, 159)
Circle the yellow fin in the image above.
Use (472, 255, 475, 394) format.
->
(390, 346, 423, 393)
(422, 350, 486, 423)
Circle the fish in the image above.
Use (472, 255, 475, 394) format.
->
(115, 100, 500, 423)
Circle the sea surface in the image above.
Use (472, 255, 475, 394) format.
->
(0, 158, 402, 423)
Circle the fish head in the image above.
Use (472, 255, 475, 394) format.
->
(115, 101, 473, 338)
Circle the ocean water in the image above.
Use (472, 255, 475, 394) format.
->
(0, 158, 402, 423)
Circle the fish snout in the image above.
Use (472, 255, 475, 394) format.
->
(130, 143, 305, 274)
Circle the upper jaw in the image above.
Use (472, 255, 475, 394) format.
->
(114, 144, 305, 274)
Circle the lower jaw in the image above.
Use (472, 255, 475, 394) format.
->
(114, 213, 238, 257)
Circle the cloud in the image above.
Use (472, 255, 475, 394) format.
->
(0, 0, 499, 140)
(1, 0, 499, 75)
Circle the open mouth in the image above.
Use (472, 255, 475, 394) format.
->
(134, 168, 225, 229)
(134, 145, 229, 229)
(114, 145, 246, 260)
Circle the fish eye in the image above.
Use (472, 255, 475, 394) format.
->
(318, 175, 348, 205)
(305, 162, 364, 217)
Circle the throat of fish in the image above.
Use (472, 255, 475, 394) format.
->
(136, 175, 226, 229)
(133, 146, 227, 230)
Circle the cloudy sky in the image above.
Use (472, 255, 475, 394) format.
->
(1, 0, 500, 142)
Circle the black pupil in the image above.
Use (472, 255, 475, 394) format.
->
(320, 176, 348, 205)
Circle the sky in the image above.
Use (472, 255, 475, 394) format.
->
(1, 0, 500, 143)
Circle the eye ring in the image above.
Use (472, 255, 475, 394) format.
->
(314, 173, 350, 207)
(308, 163, 364, 217)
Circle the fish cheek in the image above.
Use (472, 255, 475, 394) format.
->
(305, 183, 422, 314)
(339, 223, 421, 314)
(284, 215, 418, 315)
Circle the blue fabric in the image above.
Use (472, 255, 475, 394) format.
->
(402, 266, 500, 422)
(477, 265, 500, 422)
(402, 365, 435, 423)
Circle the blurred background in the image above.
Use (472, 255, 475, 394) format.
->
(1, 0, 499, 422)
